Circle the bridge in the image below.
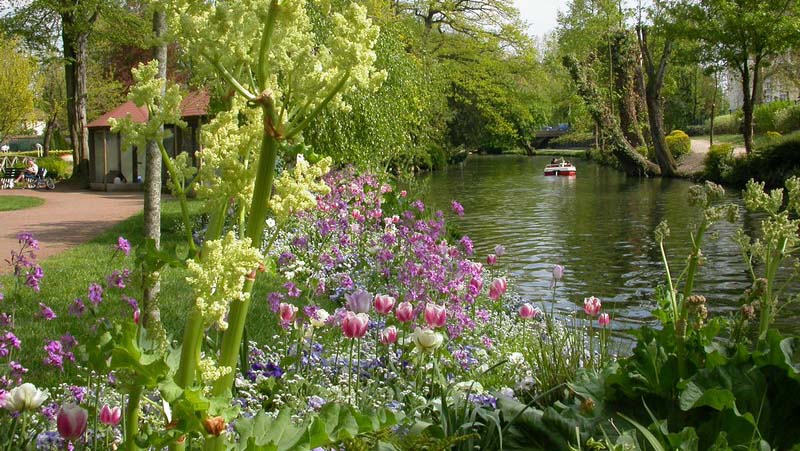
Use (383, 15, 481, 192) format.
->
(531, 128, 569, 149)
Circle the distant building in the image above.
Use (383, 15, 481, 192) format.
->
(725, 69, 800, 111)
(86, 91, 209, 191)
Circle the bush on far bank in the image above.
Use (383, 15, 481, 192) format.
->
(704, 131, 800, 188)
(666, 129, 691, 158)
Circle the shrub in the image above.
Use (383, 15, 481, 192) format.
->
(767, 131, 782, 140)
(36, 156, 70, 180)
(684, 124, 707, 136)
(705, 113, 741, 135)
(754, 100, 793, 134)
(723, 132, 800, 188)
(549, 131, 594, 149)
(775, 104, 800, 133)
(703, 143, 734, 182)
(665, 129, 691, 158)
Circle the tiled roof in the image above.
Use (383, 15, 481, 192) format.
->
(87, 90, 210, 128)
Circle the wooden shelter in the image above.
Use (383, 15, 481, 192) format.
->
(86, 91, 209, 191)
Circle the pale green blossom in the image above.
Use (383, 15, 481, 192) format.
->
(185, 232, 263, 330)
(198, 358, 232, 385)
(269, 154, 332, 221)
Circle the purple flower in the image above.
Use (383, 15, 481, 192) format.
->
(459, 236, 474, 256)
(43, 340, 74, 371)
(267, 292, 284, 312)
(278, 252, 296, 267)
(60, 334, 78, 350)
(283, 281, 301, 298)
(37, 303, 57, 320)
(106, 269, 131, 289)
(88, 283, 103, 306)
(68, 299, 85, 317)
(0, 314, 12, 327)
(25, 266, 44, 292)
(411, 200, 425, 212)
(122, 295, 138, 310)
(115, 237, 131, 256)
(41, 403, 59, 421)
(307, 396, 326, 411)
(345, 289, 372, 314)
(451, 200, 464, 217)
(17, 232, 39, 250)
(69, 386, 87, 403)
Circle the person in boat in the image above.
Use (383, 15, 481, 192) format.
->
(551, 158, 558, 164)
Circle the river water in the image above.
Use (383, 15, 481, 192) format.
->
(422, 155, 799, 332)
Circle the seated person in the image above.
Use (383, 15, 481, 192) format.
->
(14, 158, 38, 184)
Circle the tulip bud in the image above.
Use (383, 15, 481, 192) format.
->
(380, 326, 398, 345)
(342, 312, 369, 339)
(99, 404, 122, 426)
(598, 313, 611, 327)
(518, 303, 539, 320)
(494, 244, 506, 257)
(488, 278, 507, 301)
(552, 265, 564, 281)
(395, 301, 415, 323)
(279, 303, 298, 323)
(412, 327, 443, 352)
(486, 254, 497, 265)
(583, 296, 602, 317)
(423, 304, 447, 328)
(373, 294, 396, 315)
(57, 403, 88, 441)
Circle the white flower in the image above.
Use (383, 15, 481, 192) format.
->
(454, 381, 484, 394)
(266, 218, 276, 229)
(310, 309, 329, 328)
(508, 352, 525, 365)
(412, 327, 443, 352)
(5, 383, 48, 412)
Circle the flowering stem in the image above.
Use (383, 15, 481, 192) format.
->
(157, 141, 196, 254)
(124, 385, 143, 451)
(212, 129, 278, 398)
(176, 307, 204, 388)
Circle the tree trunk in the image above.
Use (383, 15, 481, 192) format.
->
(637, 26, 677, 176)
(563, 55, 660, 177)
(611, 31, 645, 149)
(42, 115, 56, 153)
(142, 8, 168, 337)
(62, 18, 91, 182)
(741, 64, 755, 153)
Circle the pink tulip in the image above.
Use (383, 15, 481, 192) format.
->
(488, 278, 507, 301)
(518, 303, 539, 320)
(486, 254, 497, 265)
(583, 296, 602, 317)
(342, 312, 369, 339)
(380, 326, 398, 345)
(57, 403, 88, 441)
(373, 294, 396, 315)
(424, 304, 447, 328)
(552, 265, 564, 281)
(469, 277, 483, 293)
(99, 404, 121, 426)
(494, 244, 506, 257)
(598, 313, 611, 327)
(395, 301, 415, 323)
(133, 309, 140, 325)
(400, 190, 407, 198)
(279, 303, 298, 322)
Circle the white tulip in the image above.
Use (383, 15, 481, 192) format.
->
(5, 383, 48, 412)
(310, 309, 329, 328)
(412, 327, 443, 352)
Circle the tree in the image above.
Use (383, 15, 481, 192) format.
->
(35, 60, 66, 153)
(687, 0, 800, 153)
(564, 54, 661, 176)
(0, 37, 36, 145)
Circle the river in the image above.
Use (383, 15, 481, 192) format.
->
(422, 155, 799, 333)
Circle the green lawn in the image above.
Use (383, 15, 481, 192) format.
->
(0, 195, 45, 212)
(1, 200, 282, 386)
(692, 131, 800, 150)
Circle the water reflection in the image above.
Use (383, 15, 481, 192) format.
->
(422, 155, 798, 332)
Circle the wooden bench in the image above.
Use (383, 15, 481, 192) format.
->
(1, 168, 24, 189)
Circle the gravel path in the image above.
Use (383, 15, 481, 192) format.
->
(0, 187, 143, 272)
(678, 139, 747, 175)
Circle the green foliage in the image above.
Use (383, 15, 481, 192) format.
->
(775, 104, 800, 134)
(36, 156, 70, 180)
(665, 130, 691, 158)
(722, 132, 800, 188)
(754, 100, 793, 134)
(705, 113, 741, 135)
(0, 36, 36, 143)
(703, 143, 734, 182)
(550, 132, 594, 149)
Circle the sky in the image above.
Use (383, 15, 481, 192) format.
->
(513, 0, 569, 37)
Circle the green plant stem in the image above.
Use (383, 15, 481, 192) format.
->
(157, 142, 196, 254)
(176, 308, 204, 388)
(676, 222, 707, 379)
(759, 237, 787, 342)
(125, 385, 143, 451)
(257, 0, 280, 92)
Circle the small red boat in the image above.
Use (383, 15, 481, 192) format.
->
(544, 161, 577, 176)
